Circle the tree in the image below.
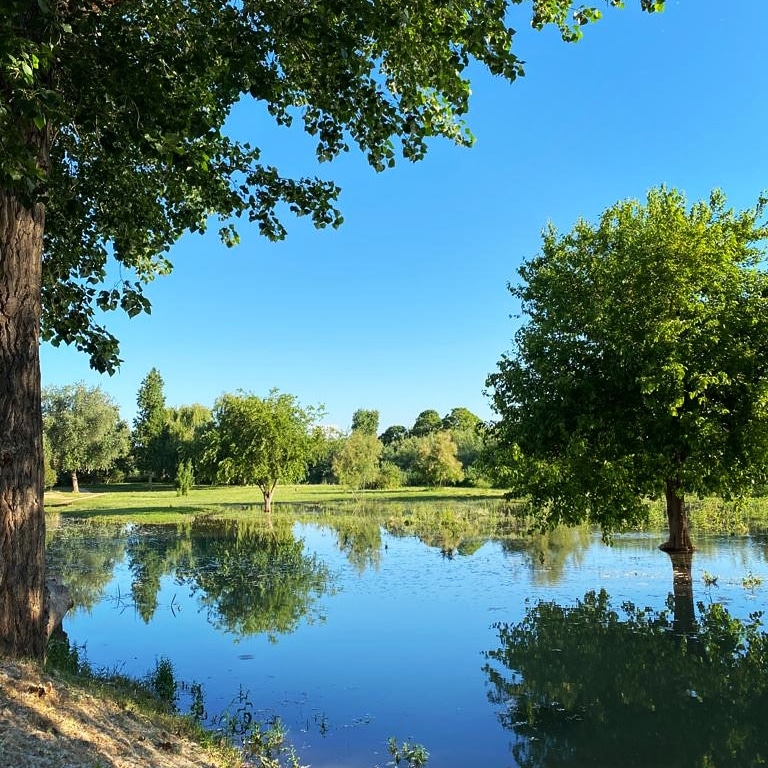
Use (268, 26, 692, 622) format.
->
(380, 425, 408, 446)
(42, 384, 130, 493)
(205, 390, 322, 512)
(332, 430, 383, 490)
(411, 409, 443, 437)
(132, 369, 172, 484)
(413, 431, 464, 487)
(442, 407, 481, 432)
(305, 425, 345, 485)
(166, 403, 213, 474)
(41, 432, 57, 490)
(351, 408, 379, 436)
(175, 460, 195, 497)
(486, 187, 768, 552)
(0, 0, 663, 660)
(442, 407, 486, 480)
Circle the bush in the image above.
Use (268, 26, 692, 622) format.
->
(371, 461, 404, 489)
(175, 460, 195, 496)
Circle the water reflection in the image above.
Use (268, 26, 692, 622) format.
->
(174, 517, 333, 639)
(47, 511, 768, 768)
(49, 517, 334, 641)
(46, 517, 128, 610)
(500, 526, 592, 585)
(483, 583, 768, 767)
(323, 517, 383, 573)
(127, 523, 192, 622)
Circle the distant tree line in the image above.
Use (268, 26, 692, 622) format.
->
(42, 370, 491, 503)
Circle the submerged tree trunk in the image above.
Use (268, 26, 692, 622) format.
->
(70, 470, 80, 494)
(262, 486, 274, 514)
(659, 478, 694, 553)
(0, 189, 47, 658)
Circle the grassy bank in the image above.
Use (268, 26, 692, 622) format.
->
(0, 654, 244, 768)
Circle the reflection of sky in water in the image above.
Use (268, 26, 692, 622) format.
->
(55, 521, 768, 768)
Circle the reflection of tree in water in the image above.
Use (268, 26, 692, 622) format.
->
(325, 518, 383, 573)
(126, 523, 193, 622)
(383, 505, 496, 557)
(45, 518, 127, 611)
(175, 517, 334, 640)
(500, 525, 591, 585)
(483, 573, 768, 767)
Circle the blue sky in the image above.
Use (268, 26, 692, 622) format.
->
(40, 0, 768, 433)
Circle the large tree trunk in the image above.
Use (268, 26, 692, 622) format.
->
(659, 477, 695, 553)
(70, 470, 80, 494)
(0, 190, 47, 659)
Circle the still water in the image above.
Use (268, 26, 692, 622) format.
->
(46, 511, 768, 767)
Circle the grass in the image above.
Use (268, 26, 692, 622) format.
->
(44, 482, 508, 523)
(44, 482, 768, 536)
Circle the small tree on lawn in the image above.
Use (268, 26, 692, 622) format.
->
(43, 384, 130, 492)
(486, 187, 768, 552)
(175, 460, 195, 497)
(206, 390, 322, 513)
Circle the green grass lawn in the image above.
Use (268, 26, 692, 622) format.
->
(44, 483, 508, 523)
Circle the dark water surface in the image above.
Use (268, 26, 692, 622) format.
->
(47, 513, 768, 767)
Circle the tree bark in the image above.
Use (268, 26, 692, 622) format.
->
(659, 477, 695, 553)
(262, 485, 274, 514)
(70, 470, 80, 494)
(0, 189, 47, 658)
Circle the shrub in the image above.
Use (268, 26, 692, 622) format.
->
(175, 460, 195, 496)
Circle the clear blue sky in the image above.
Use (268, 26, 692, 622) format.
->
(40, 0, 768, 433)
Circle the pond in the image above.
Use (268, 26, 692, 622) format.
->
(46, 506, 768, 768)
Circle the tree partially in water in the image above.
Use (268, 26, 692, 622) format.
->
(486, 187, 768, 551)
(483, 588, 768, 767)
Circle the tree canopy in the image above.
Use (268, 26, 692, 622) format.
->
(42, 383, 130, 492)
(411, 409, 443, 437)
(442, 407, 482, 432)
(351, 408, 380, 436)
(4, 0, 660, 370)
(332, 430, 382, 490)
(203, 390, 322, 512)
(486, 187, 768, 551)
